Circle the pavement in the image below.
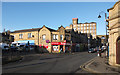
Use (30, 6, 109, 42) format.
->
(80, 51, 120, 74)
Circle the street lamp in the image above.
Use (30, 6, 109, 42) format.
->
(98, 11, 108, 57)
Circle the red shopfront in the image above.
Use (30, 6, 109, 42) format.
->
(51, 42, 71, 53)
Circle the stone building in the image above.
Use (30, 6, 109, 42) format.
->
(107, 1, 120, 66)
(11, 25, 87, 53)
(10, 28, 41, 45)
(67, 18, 97, 39)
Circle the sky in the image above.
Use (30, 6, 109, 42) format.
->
(2, 2, 116, 35)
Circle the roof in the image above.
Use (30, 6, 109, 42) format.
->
(72, 18, 78, 19)
(45, 26, 57, 32)
(78, 22, 96, 24)
(107, 1, 120, 12)
(11, 28, 41, 33)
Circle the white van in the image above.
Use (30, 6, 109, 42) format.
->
(0, 43, 9, 50)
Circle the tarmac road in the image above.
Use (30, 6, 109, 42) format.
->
(2, 51, 97, 73)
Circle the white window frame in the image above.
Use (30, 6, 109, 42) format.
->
(84, 27, 86, 29)
(81, 31, 83, 33)
(28, 33, 32, 38)
(60, 35, 63, 40)
(87, 27, 89, 29)
(19, 34, 23, 39)
(42, 35, 46, 40)
(53, 34, 58, 40)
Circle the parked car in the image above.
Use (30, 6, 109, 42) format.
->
(88, 48, 94, 53)
(3, 46, 9, 51)
(102, 46, 107, 50)
(10, 46, 18, 51)
(0, 43, 9, 51)
(17, 45, 25, 52)
(25, 45, 34, 51)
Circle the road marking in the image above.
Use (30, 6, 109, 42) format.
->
(80, 56, 98, 73)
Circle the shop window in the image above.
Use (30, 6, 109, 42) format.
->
(19, 34, 23, 39)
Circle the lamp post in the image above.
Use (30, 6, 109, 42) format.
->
(98, 11, 108, 57)
(87, 33, 90, 51)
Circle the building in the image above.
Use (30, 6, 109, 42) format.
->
(97, 35, 109, 46)
(68, 18, 97, 39)
(0, 31, 14, 44)
(10, 28, 41, 46)
(107, 1, 120, 66)
(11, 25, 87, 53)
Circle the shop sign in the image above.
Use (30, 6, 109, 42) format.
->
(66, 43, 71, 45)
(51, 42, 60, 45)
(51, 42, 66, 45)
(60, 42, 66, 45)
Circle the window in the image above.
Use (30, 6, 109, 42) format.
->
(42, 35, 46, 40)
(74, 25, 76, 27)
(87, 24, 89, 26)
(78, 28, 80, 30)
(19, 34, 23, 39)
(84, 27, 86, 29)
(90, 30, 92, 33)
(81, 30, 83, 33)
(53, 34, 58, 40)
(93, 27, 95, 29)
(78, 25, 80, 27)
(28, 33, 32, 38)
(74, 21, 76, 23)
(84, 31, 86, 33)
(74, 28, 76, 31)
(87, 27, 89, 29)
(93, 30, 95, 33)
(81, 27, 83, 29)
(84, 24, 86, 26)
(90, 27, 92, 29)
(81, 24, 83, 26)
(87, 30, 89, 33)
(60, 35, 63, 40)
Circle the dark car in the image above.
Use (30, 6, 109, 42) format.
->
(10, 46, 18, 52)
(88, 48, 94, 53)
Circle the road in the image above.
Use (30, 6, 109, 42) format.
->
(2, 51, 97, 73)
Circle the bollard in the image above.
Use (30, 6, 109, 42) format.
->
(97, 53, 99, 56)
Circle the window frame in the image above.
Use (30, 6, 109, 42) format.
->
(19, 34, 23, 39)
(53, 34, 58, 40)
(28, 33, 32, 38)
(60, 35, 63, 40)
(42, 34, 46, 40)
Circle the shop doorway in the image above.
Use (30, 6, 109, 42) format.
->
(60, 45, 63, 52)
(116, 37, 120, 64)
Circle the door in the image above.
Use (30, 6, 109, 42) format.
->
(116, 37, 120, 64)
